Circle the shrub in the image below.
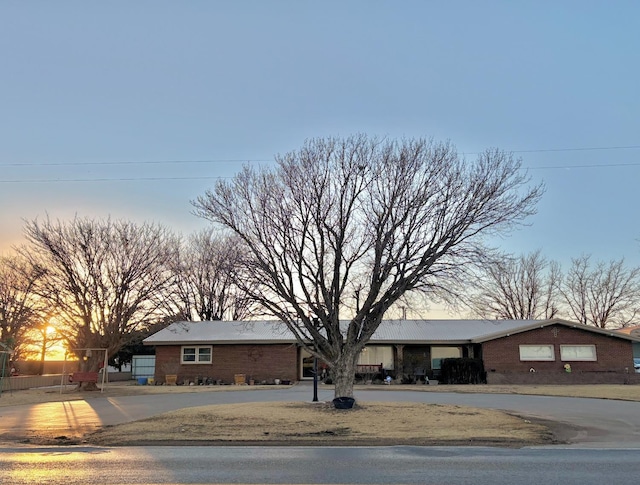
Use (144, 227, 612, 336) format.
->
(440, 358, 486, 384)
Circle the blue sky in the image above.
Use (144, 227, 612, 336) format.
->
(1, 1, 639, 275)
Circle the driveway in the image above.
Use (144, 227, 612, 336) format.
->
(1, 383, 638, 447)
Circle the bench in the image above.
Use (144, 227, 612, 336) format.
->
(356, 364, 383, 374)
(69, 371, 99, 384)
(356, 364, 384, 383)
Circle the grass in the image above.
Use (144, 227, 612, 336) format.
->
(86, 400, 554, 447)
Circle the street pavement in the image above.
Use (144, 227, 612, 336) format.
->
(2, 445, 640, 484)
(1, 382, 639, 447)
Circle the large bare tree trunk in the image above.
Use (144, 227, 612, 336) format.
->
(332, 349, 359, 399)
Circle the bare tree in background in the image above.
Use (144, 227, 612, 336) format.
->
(193, 135, 542, 398)
(469, 250, 560, 320)
(560, 255, 640, 328)
(18, 322, 64, 375)
(166, 229, 255, 321)
(0, 255, 45, 360)
(19, 217, 178, 387)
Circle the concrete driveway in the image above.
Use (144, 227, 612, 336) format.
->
(1, 383, 638, 447)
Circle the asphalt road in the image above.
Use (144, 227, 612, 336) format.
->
(1, 383, 639, 447)
(2, 445, 640, 485)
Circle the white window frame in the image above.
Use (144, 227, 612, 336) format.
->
(560, 345, 597, 361)
(181, 345, 213, 364)
(519, 345, 555, 361)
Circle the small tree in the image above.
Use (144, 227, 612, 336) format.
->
(193, 135, 542, 398)
(560, 255, 640, 328)
(469, 250, 560, 320)
(165, 229, 256, 321)
(19, 216, 179, 387)
(0, 255, 45, 360)
(20, 323, 64, 375)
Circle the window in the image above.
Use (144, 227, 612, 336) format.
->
(181, 346, 212, 364)
(560, 345, 597, 361)
(519, 345, 555, 361)
(358, 346, 394, 369)
(431, 346, 462, 370)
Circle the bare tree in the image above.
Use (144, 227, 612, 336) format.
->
(166, 229, 256, 321)
(17, 323, 64, 375)
(0, 255, 45, 360)
(469, 250, 560, 320)
(193, 135, 543, 398)
(560, 255, 640, 328)
(19, 216, 179, 386)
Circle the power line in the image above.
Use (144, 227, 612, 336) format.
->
(1, 160, 638, 184)
(0, 176, 232, 184)
(463, 144, 640, 155)
(512, 144, 640, 154)
(1, 144, 639, 183)
(524, 162, 640, 170)
(1, 159, 273, 167)
(2, 144, 640, 167)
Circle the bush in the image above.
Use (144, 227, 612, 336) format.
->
(440, 358, 486, 384)
(401, 374, 416, 384)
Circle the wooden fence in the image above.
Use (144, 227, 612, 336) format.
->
(1, 372, 132, 392)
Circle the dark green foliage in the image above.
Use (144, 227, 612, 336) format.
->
(440, 358, 486, 384)
(108, 318, 175, 370)
(109, 334, 153, 370)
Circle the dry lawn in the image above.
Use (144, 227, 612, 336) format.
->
(394, 383, 640, 401)
(86, 401, 552, 447)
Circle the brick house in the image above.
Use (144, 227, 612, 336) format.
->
(143, 318, 640, 385)
(479, 320, 640, 384)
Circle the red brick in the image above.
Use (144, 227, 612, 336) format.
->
(483, 324, 637, 384)
(154, 344, 298, 384)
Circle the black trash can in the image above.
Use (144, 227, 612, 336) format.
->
(333, 397, 355, 409)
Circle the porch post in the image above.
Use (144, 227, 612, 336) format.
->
(395, 345, 404, 379)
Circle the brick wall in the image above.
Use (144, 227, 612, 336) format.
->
(486, 371, 640, 385)
(483, 324, 637, 384)
(154, 344, 298, 384)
